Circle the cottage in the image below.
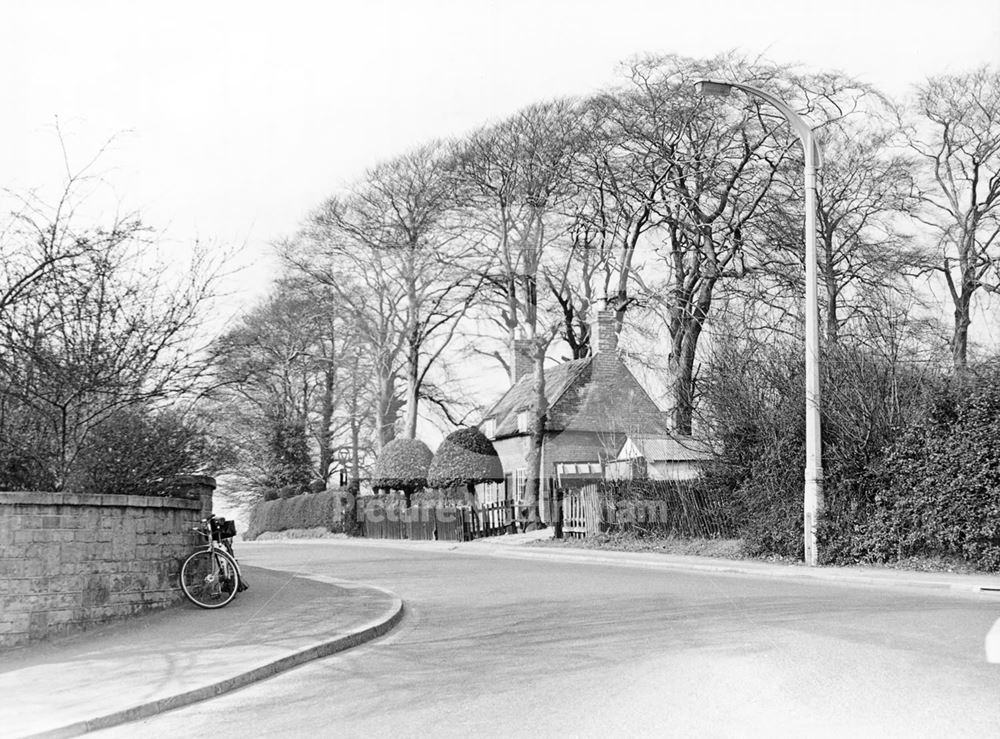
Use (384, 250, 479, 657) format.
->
(477, 310, 672, 519)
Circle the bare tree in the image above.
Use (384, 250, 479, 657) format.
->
(909, 66, 1000, 370)
(209, 274, 378, 496)
(454, 100, 586, 526)
(290, 144, 481, 444)
(749, 78, 920, 345)
(612, 54, 801, 434)
(0, 214, 222, 489)
(0, 130, 111, 320)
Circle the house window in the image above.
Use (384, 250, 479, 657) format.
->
(482, 417, 496, 439)
(516, 411, 530, 433)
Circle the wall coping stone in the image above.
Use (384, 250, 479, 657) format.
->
(0, 492, 201, 510)
(169, 474, 217, 489)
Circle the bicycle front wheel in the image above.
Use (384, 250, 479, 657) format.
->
(180, 550, 240, 609)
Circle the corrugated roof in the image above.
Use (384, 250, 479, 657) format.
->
(624, 434, 714, 462)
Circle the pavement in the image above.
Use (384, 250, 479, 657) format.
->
(4, 531, 1000, 738)
(0, 566, 404, 739)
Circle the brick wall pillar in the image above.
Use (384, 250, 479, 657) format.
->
(167, 474, 215, 519)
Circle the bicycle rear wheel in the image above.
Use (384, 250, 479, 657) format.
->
(180, 550, 240, 608)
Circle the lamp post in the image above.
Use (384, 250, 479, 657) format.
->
(694, 79, 824, 566)
(336, 447, 350, 488)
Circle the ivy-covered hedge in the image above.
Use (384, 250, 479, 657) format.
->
(244, 490, 350, 539)
(427, 427, 503, 490)
(704, 339, 1000, 570)
(831, 378, 1000, 570)
(370, 438, 433, 493)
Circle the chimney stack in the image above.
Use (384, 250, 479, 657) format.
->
(511, 338, 534, 384)
(591, 310, 618, 354)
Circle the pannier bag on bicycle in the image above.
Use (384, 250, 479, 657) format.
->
(210, 517, 238, 541)
(179, 515, 247, 608)
(211, 516, 248, 592)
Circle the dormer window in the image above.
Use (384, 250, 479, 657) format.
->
(516, 411, 530, 433)
(482, 417, 496, 439)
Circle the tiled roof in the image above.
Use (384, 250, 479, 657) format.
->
(550, 354, 668, 433)
(484, 358, 591, 438)
(482, 353, 667, 438)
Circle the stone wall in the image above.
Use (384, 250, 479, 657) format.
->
(0, 475, 214, 648)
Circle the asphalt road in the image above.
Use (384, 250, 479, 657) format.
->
(96, 541, 1000, 738)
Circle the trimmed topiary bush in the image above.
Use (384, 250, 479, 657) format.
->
(370, 438, 433, 503)
(427, 427, 503, 495)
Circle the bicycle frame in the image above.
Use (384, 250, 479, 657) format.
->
(192, 517, 243, 580)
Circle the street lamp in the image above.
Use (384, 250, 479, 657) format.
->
(694, 79, 824, 566)
(336, 447, 350, 488)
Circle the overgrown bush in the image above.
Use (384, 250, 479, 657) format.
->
(244, 490, 351, 539)
(63, 407, 218, 496)
(731, 438, 807, 557)
(841, 372, 1000, 570)
(427, 427, 502, 493)
(703, 337, 941, 561)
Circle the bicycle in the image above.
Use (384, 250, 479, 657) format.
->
(179, 514, 246, 609)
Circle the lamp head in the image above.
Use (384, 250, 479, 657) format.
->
(694, 80, 733, 97)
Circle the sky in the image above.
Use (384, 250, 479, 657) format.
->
(3, 0, 999, 321)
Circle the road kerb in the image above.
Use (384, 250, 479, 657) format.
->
(245, 537, 1000, 597)
(453, 543, 1000, 596)
(27, 579, 405, 739)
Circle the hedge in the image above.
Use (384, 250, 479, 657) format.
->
(830, 376, 1000, 570)
(244, 490, 351, 539)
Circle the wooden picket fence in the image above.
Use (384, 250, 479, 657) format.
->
(561, 482, 734, 539)
(469, 500, 521, 537)
(562, 485, 604, 537)
(358, 500, 472, 542)
(355, 491, 732, 543)
(356, 497, 536, 542)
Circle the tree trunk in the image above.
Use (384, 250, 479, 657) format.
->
(668, 287, 710, 436)
(317, 354, 336, 484)
(374, 368, 400, 451)
(826, 289, 839, 345)
(823, 233, 839, 345)
(522, 340, 548, 530)
(952, 289, 972, 371)
(403, 251, 420, 439)
(670, 331, 698, 436)
(403, 334, 419, 439)
(347, 418, 362, 535)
